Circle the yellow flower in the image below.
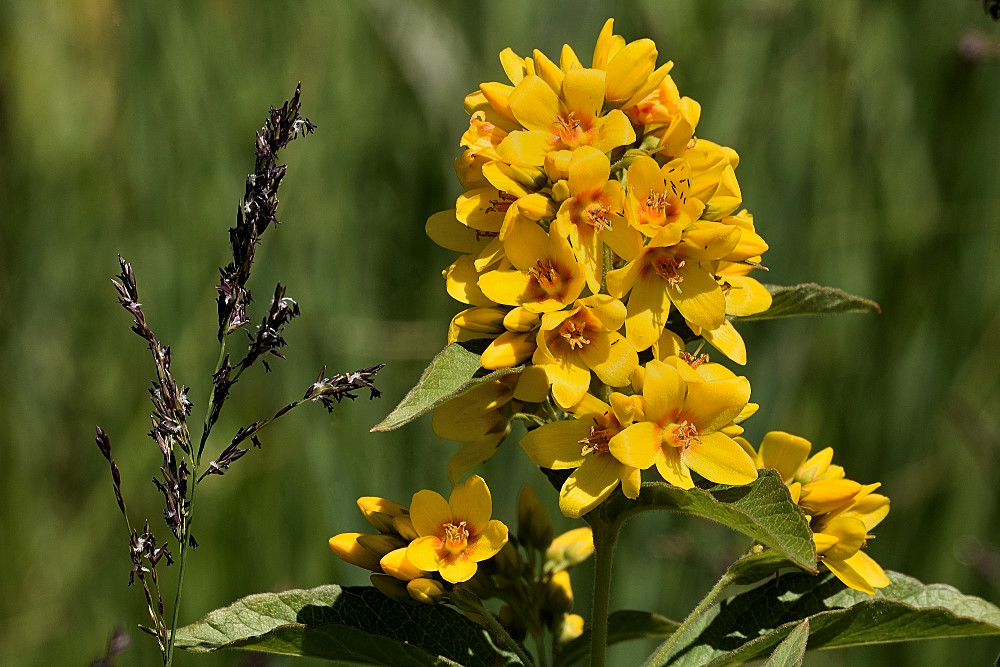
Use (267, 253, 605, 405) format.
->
(406, 475, 509, 584)
(627, 76, 701, 157)
(532, 294, 638, 409)
(750, 431, 890, 594)
(608, 225, 740, 350)
(591, 18, 673, 110)
(478, 219, 587, 313)
(521, 393, 641, 518)
(552, 146, 641, 293)
(497, 70, 636, 167)
(609, 359, 756, 489)
(624, 156, 705, 238)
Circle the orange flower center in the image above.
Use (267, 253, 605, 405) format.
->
(443, 521, 470, 554)
(668, 420, 701, 448)
(553, 111, 584, 144)
(645, 191, 675, 217)
(652, 252, 686, 290)
(485, 190, 517, 215)
(560, 320, 591, 350)
(583, 201, 612, 232)
(528, 259, 562, 294)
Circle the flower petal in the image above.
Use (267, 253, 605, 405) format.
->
(520, 419, 591, 469)
(558, 454, 622, 518)
(467, 519, 509, 562)
(682, 431, 758, 486)
(757, 431, 812, 483)
(609, 421, 660, 470)
(683, 376, 751, 433)
(449, 474, 492, 531)
(406, 535, 444, 573)
(410, 490, 452, 538)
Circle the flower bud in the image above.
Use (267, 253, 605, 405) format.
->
(517, 485, 553, 551)
(545, 570, 574, 614)
(357, 497, 408, 534)
(545, 527, 594, 573)
(555, 613, 585, 644)
(370, 573, 412, 604)
(392, 514, 419, 542)
(328, 533, 382, 572)
(356, 533, 407, 559)
(481, 331, 536, 369)
(380, 547, 425, 581)
(407, 577, 446, 605)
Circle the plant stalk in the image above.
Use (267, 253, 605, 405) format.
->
(588, 514, 620, 667)
(640, 570, 736, 667)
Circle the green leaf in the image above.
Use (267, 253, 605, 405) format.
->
(555, 610, 680, 667)
(731, 283, 881, 322)
(763, 620, 808, 667)
(725, 550, 802, 586)
(173, 584, 519, 666)
(661, 571, 1000, 666)
(372, 342, 521, 432)
(600, 470, 817, 574)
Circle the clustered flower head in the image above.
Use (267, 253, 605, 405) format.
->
(428, 19, 773, 512)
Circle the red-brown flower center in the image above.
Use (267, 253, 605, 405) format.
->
(583, 201, 612, 232)
(529, 259, 561, 293)
(485, 190, 517, 215)
(652, 253, 686, 290)
(579, 422, 612, 456)
(679, 351, 710, 369)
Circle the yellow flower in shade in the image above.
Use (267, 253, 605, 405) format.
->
(623, 156, 705, 238)
(521, 392, 641, 518)
(497, 70, 636, 167)
(552, 147, 642, 293)
(406, 475, 509, 584)
(607, 224, 740, 351)
(749, 431, 890, 594)
(532, 294, 638, 408)
(478, 218, 587, 313)
(609, 359, 756, 489)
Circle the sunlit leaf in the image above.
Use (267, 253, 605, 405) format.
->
(661, 571, 1000, 666)
(372, 343, 521, 432)
(731, 283, 881, 322)
(600, 470, 817, 573)
(173, 584, 519, 666)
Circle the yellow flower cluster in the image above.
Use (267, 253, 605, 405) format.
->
(329, 475, 508, 602)
(427, 20, 772, 494)
(739, 431, 891, 594)
(417, 18, 890, 597)
(429, 18, 771, 383)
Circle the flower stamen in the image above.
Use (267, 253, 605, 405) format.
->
(561, 321, 591, 350)
(443, 521, 469, 554)
(578, 421, 611, 456)
(653, 254, 686, 291)
(584, 202, 612, 231)
(669, 420, 701, 448)
(679, 351, 710, 369)
(529, 259, 560, 290)
(485, 190, 517, 215)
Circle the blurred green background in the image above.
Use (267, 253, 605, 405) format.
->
(2, 1, 999, 664)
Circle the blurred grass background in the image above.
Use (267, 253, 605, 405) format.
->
(1, 1, 999, 664)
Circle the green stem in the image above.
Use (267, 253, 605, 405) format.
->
(640, 570, 736, 667)
(454, 588, 536, 667)
(165, 338, 228, 665)
(589, 514, 620, 667)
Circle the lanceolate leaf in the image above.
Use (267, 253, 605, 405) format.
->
(763, 620, 808, 667)
(173, 584, 519, 666)
(601, 470, 817, 573)
(372, 343, 521, 432)
(556, 610, 681, 667)
(661, 571, 1000, 666)
(731, 283, 881, 322)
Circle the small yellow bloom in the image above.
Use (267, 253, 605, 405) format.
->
(609, 359, 756, 489)
(478, 219, 587, 313)
(553, 147, 641, 293)
(521, 393, 641, 518)
(497, 71, 636, 167)
(328, 533, 383, 572)
(624, 156, 705, 238)
(545, 526, 595, 572)
(533, 295, 638, 409)
(406, 475, 509, 584)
